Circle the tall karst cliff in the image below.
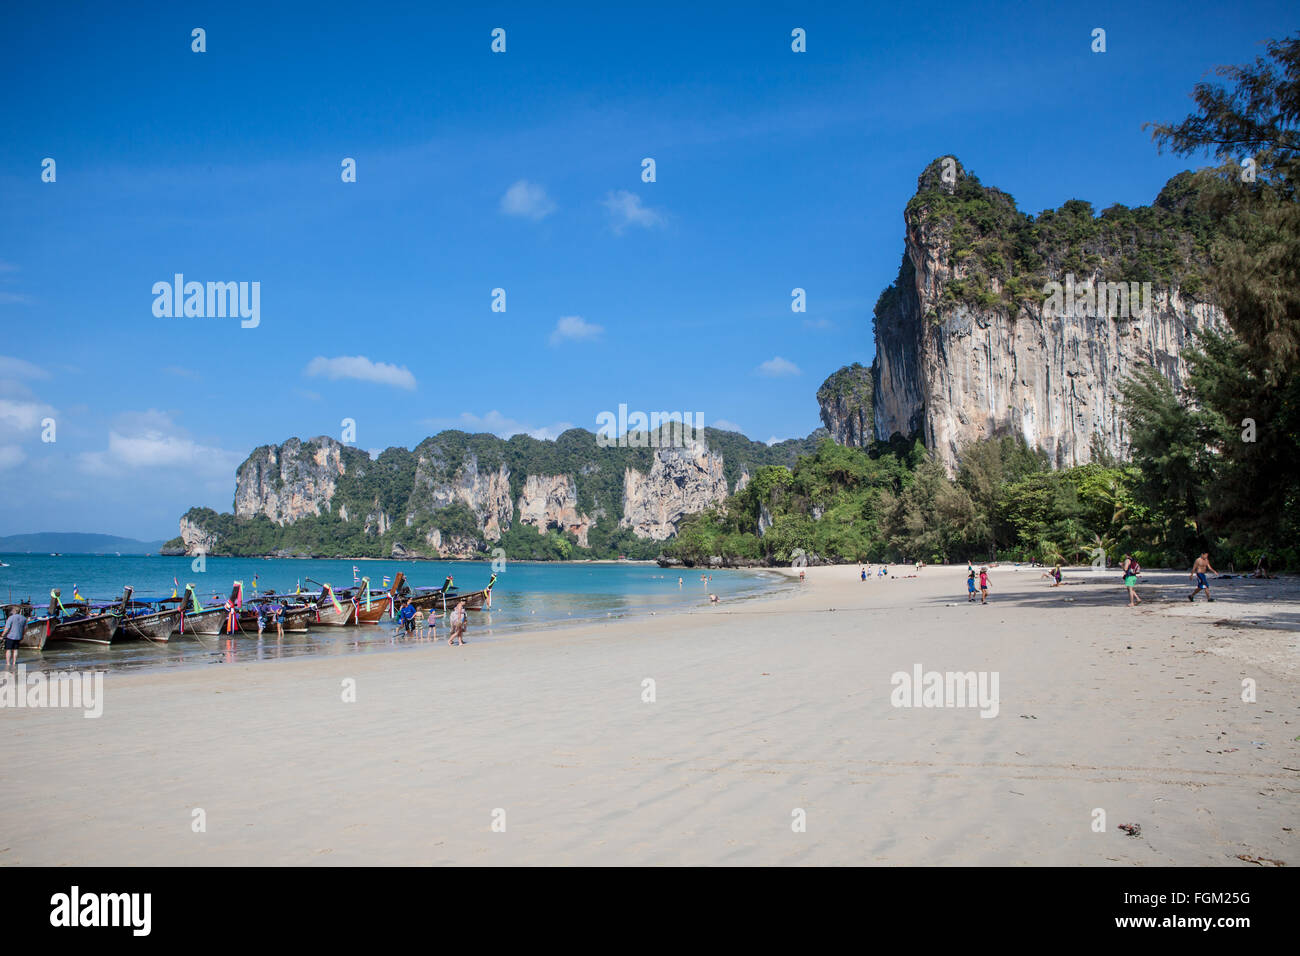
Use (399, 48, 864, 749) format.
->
(824, 158, 1225, 470)
(174, 428, 820, 559)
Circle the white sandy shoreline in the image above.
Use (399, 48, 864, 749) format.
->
(0, 563, 1295, 866)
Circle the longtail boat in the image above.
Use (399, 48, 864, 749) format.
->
(398, 573, 498, 612)
(236, 601, 312, 633)
(46, 611, 118, 645)
(340, 577, 389, 625)
(177, 584, 228, 635)
(112, 587, 183, 643)
(6, 600, 121, 648)
(4, 605, 55, 650)
(305, 582, 355, 626)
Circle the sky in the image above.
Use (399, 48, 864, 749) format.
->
(0, 1, 1295, 539)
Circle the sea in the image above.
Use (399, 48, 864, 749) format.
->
(0, 554, 791, 673)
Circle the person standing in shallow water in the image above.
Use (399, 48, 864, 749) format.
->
(2, 603, 30, 668)
(1189, 552, 1218, 602)
(448, 600, 468, 645)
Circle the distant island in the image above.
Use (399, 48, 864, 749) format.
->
(0, 532, 169, 555)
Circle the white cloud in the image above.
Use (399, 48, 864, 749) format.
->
(0, 398, 55, 436)
(756, 356, 801, 377)
(78, 410, 241, 480)
(0, 357, 49, 381)
(548, 315, 604, 346)
(802, 318, 834, 330)
(602, 190, 666, 234)
(0, 444, 26, 471)
(712, 419, 745, 433)
(304, 355, 416, 390)
(426, 410, 575, 441)
(499, 179, 557, 221)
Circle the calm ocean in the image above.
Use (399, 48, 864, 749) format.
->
(0, 554, 790, 672)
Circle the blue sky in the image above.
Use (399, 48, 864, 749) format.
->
(1, 1, 1294, 538)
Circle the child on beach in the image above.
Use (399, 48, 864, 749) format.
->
(978, 567, 990, 604)
(413, 608, 425, 639)
(967, 568, 978, 602)
(1041, 564, 1062, 587)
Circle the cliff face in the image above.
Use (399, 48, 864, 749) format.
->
(620, 445, 729, 540)
(410, 453, 513, 543)
(817, 363, 874, 448)
(233, 437, 353, 523)
(517, 474, 594, 547)
(180, 427, 814, 557)
(870, 159, 1224, 470)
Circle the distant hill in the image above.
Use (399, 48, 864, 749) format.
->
(0, 532, 168, 554)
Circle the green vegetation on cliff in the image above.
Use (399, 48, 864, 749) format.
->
(902, 159, 1221, 317)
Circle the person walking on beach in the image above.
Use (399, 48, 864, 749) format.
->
(967, 567, 978, 602)
(1189, 552, 1218, 602)
(1041, 564, 1062, 587)
(978, 567, 990, 604)
(1121, 555, 1142, 606)
(2, 603, 30, 668)
(448, 600, 467, 645)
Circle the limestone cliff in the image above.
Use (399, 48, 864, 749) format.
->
(233, 437, 354, 523)
(817, 363, 873, 448)
(870, 158, 1224, 471)
(517, 474, 594, 547)
(620, 445, 729, 541)
(409, 452, 513, 542)
(178, 427, 815, 557)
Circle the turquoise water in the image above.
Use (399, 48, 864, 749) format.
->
(0, 554, 789, 672)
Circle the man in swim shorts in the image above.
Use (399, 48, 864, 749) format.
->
(1189, 552, 1217, 602)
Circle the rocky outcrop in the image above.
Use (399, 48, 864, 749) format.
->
(234, 437, 349, 523)
(180, 427, 814, 556)
(872, 159, 1225, 471)
(409, 453, 513, 541)
(620, 445, 729, 540)
(422, 530, 481, 559)
(517, 474, 594, 547)
(178, 515, 218, 556)
(817, 363, 874, 447)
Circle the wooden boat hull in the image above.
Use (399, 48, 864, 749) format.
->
(48, 614, 118, 646)
(354, 602, 389, 624)
(407, 591, 453, 613)
(19, 617, 51, 650)
(117, 608, 183, 643)
(311, 601, 356, 626)
(234, 605, 311, 634)
(181, 607, 228, 635)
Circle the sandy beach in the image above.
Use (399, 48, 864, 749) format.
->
(1, 564, 1295, 866)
